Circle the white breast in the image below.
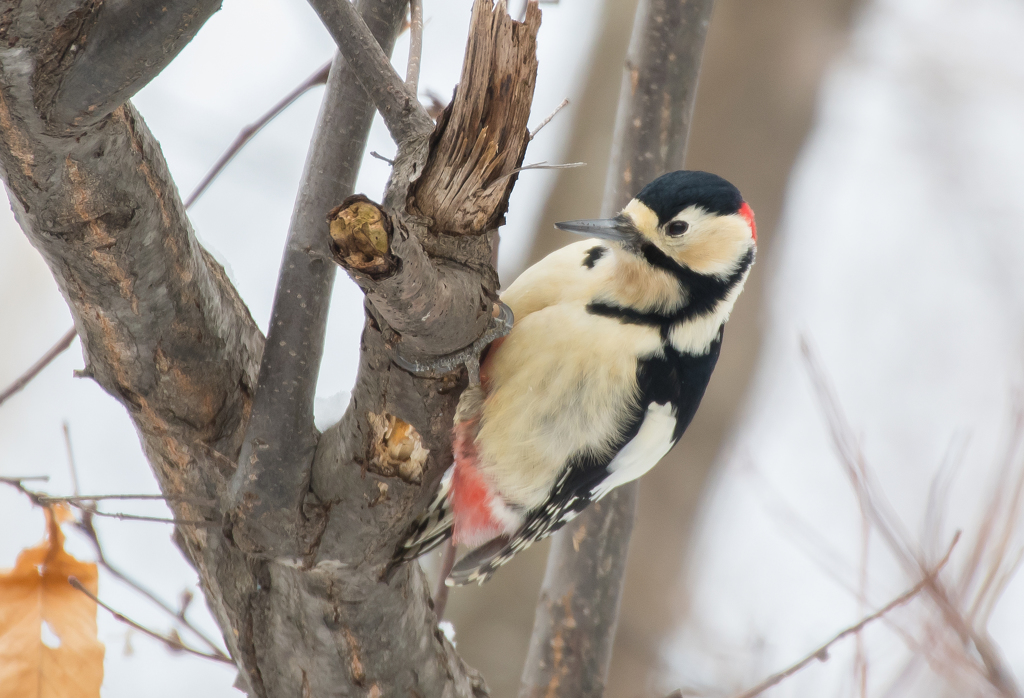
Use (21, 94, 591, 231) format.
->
(590, 401, 678, 500)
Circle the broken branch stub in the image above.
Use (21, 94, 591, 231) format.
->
(410, 0, 541, 235)
(328, 195, 397, 278)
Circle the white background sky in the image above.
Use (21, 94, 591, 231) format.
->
(0, 1, 601, 695)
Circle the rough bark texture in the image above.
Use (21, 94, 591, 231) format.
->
(0, 0, 545, 696)
(519, 1, 715, 696)
(17, 0, 224, 130)
(0, 9, 264, 685)
(519, 490, 636, 698)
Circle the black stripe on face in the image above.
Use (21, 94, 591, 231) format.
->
(639, 244, 754, 317)
(587, 246, 754, 335)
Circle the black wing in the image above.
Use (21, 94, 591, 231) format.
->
(448, 332, 723, 586)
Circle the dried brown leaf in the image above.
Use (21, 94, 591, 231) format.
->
(0, 506, 104, 698)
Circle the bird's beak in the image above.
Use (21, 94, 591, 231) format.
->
(554, 215, 639, 243)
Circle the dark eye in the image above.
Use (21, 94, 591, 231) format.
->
(667, 220, 689, 237)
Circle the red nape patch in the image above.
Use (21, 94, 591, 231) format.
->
(739, 202, 757, 241)
(449, 419, 505, 546)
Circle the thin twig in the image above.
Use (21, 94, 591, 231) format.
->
(492, 160, 585, 184)
(0, 477, 216, 526)
(529, 98, 569, 140)
(72, 514, 228, 657)
(0, 475, 49, 484)
(722, 534, 959, 698)
(62, 421, 82, 496)
(84, 508, 219, 526)
(0, 328, 77, 408)
(370, 151, 395, 165)
(0, 476, 49, 505)
(406, 0, 423, 95)
(39, 493, 216, 505)
(69, 577, 234, 665)
(184, 60, 332, 208)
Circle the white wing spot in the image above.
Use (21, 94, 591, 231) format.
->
(591, 401, 677, 500)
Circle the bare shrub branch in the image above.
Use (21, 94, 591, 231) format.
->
(801, 338, 1024, 697)
(721, 535, 958, 698)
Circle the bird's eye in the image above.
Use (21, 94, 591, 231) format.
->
(667, 220, 689, 237)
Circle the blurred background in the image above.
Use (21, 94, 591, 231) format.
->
(2, 0, 1024, 696)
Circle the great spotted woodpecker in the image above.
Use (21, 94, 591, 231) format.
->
(392, 170, 757, 585)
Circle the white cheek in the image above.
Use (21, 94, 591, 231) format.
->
(676, 213, 753, 278)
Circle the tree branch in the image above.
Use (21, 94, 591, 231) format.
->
(603, 0, 713, 211)
(1, 0, 263, 686)
(520, 489, 637, 698)
(406, 0, 424, 94)
(38, 0, 223, 129)
(519, 1, 716, 696)
(307, 0, 434, 144)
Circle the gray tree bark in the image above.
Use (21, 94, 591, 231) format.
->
(0, 0, 494, 695)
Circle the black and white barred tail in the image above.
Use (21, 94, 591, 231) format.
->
(446, 487, 587, 586)
(390, 471, 455, 567)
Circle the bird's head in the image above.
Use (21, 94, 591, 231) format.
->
(555, 170, 756, 279)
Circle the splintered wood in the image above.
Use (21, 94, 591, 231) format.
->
(411, 0, 541, 235)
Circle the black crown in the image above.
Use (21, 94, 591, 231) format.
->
(635, 170, 743, 224)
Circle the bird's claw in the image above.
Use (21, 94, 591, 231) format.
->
(392, 300, 513, 380)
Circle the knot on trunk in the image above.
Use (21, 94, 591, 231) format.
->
(367, 411, 429, 484)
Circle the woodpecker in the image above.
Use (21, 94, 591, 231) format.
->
(391, 170, 757, 585)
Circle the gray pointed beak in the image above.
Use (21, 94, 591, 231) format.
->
(554, 215, 638, 242)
